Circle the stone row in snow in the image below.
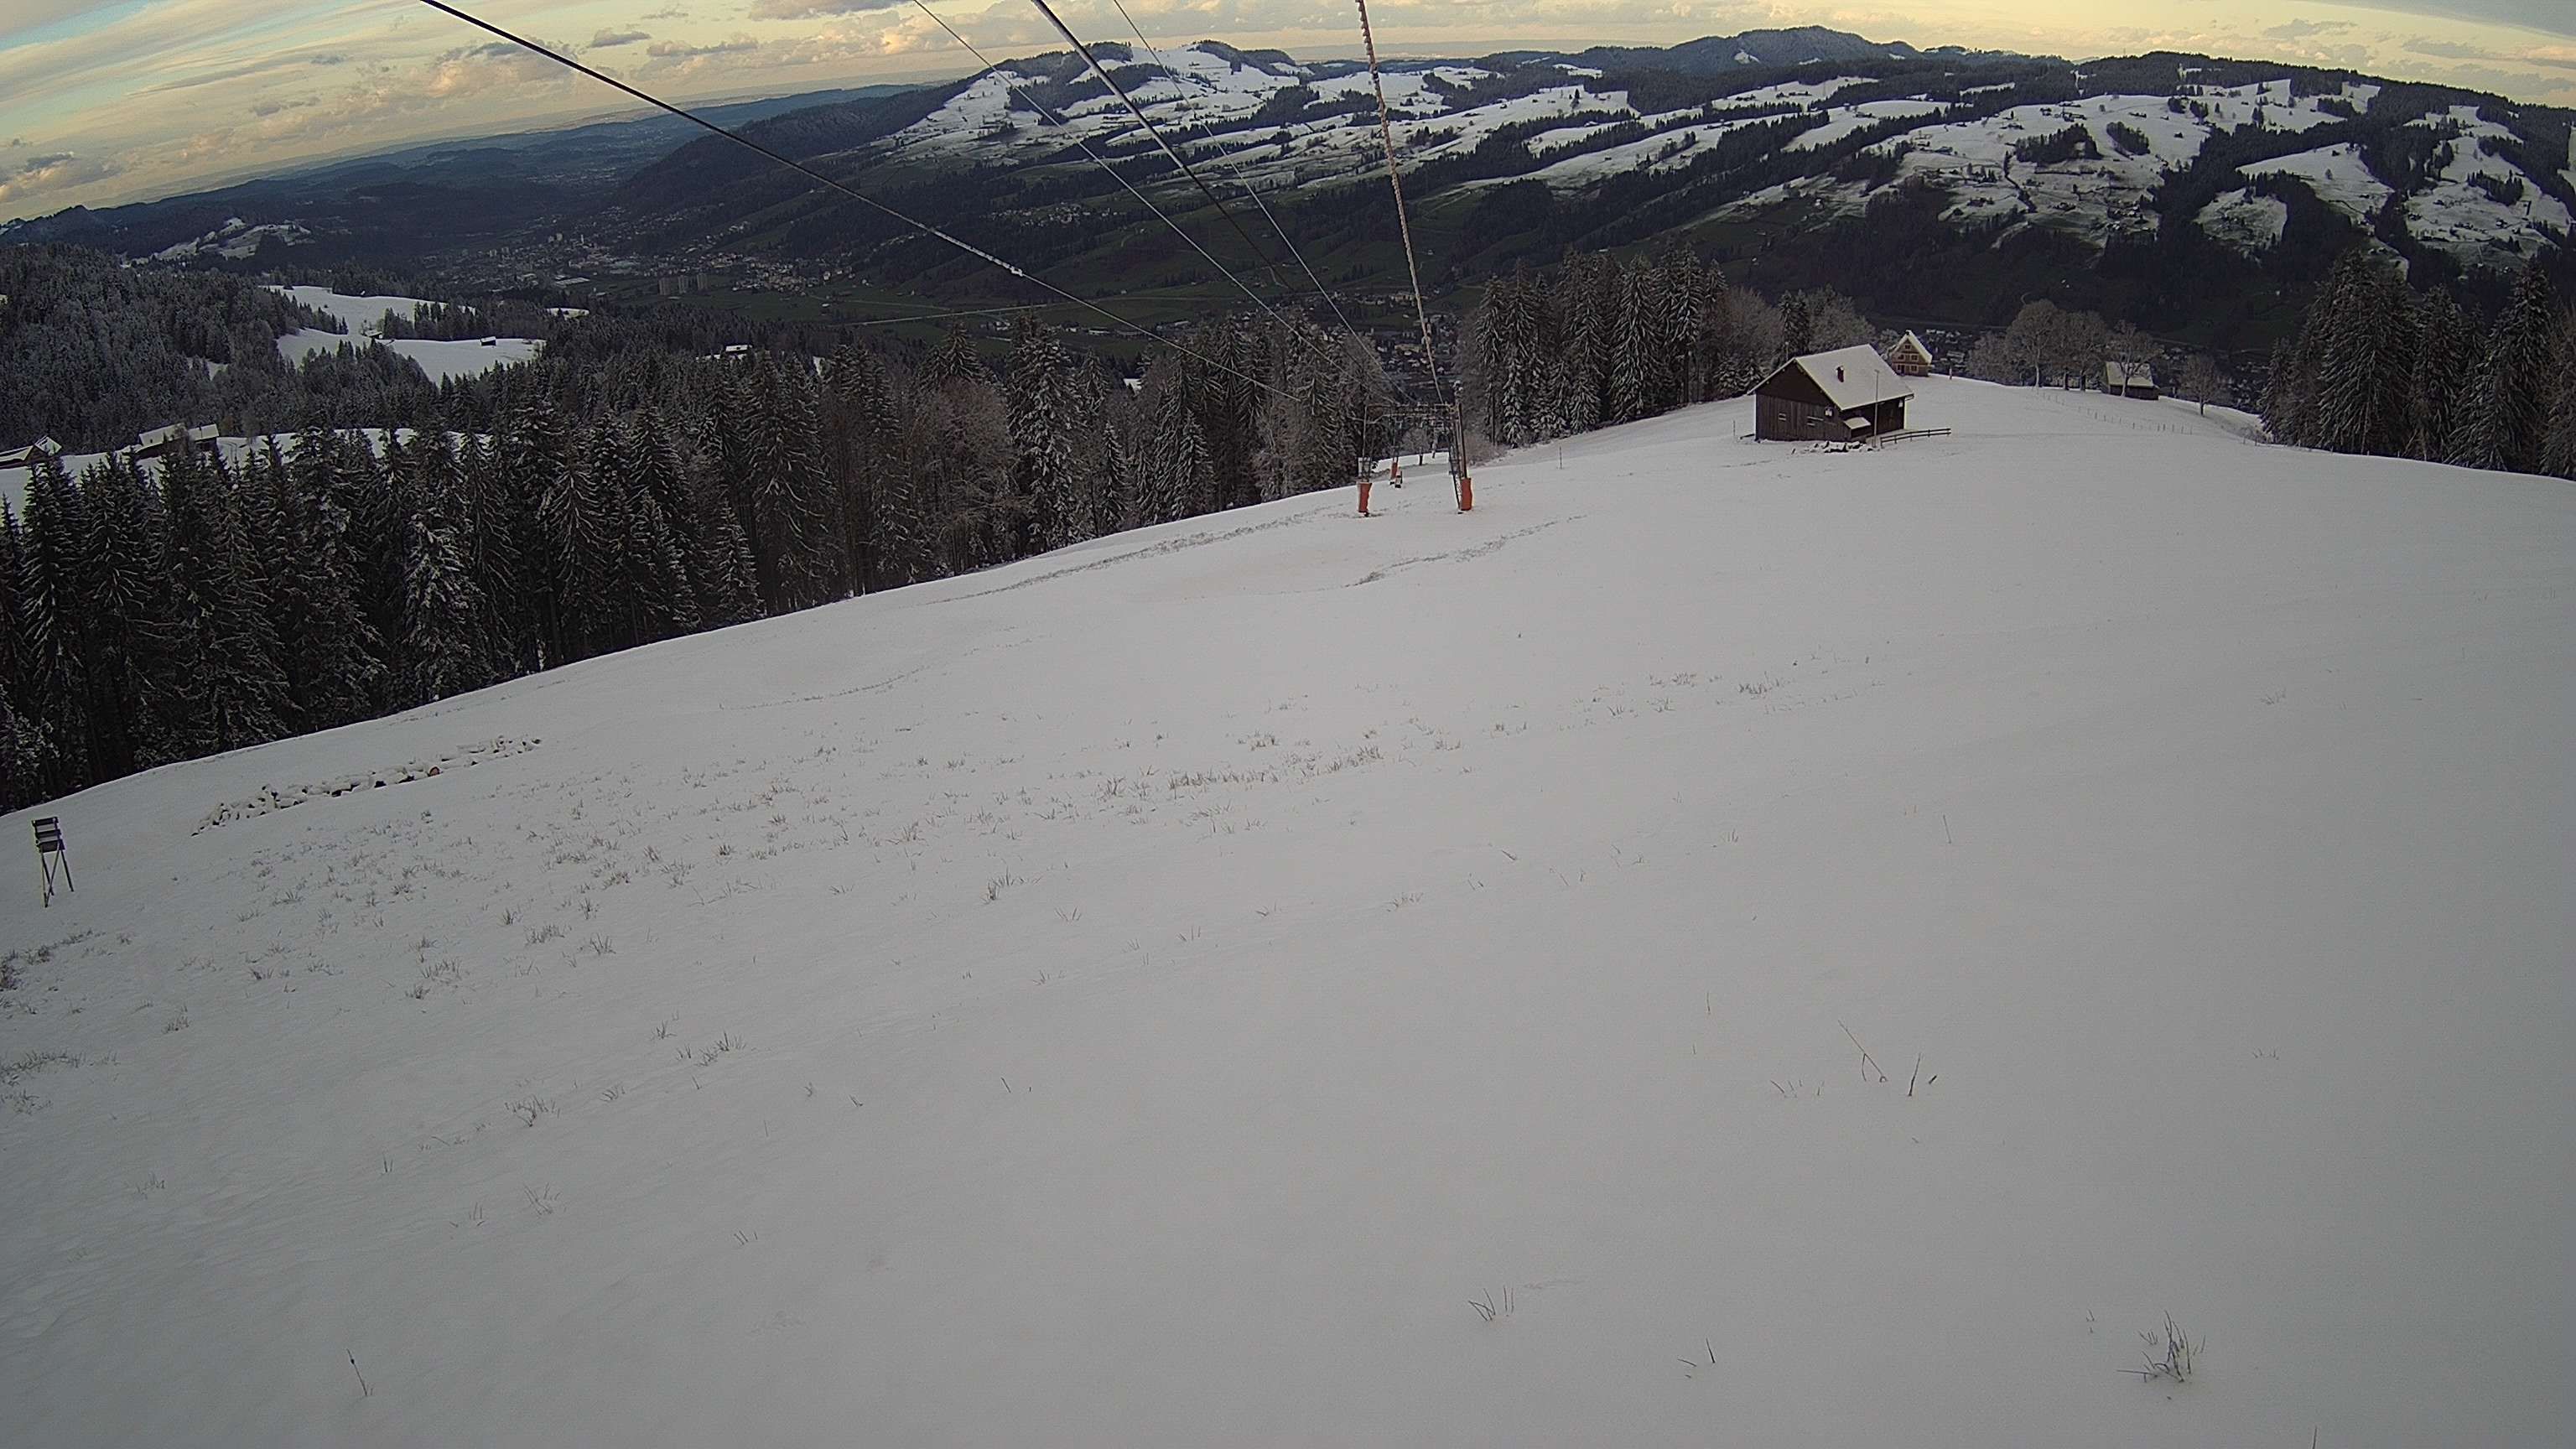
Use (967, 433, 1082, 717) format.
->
(191, 739, 543, 834)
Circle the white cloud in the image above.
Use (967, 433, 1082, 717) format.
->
(750, 0, 903, 19)
(646, 34, 762, 60)
(0, 148, 122, 205)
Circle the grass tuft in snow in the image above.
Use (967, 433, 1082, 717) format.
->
(2122, 1313, 2202, 1384)
(3, 1046, 79, 1081)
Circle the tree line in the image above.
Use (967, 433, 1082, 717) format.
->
(2261, 252, 2576, 476)
(1463, 252, 1874, 447)
(0, 317, 1389, 811)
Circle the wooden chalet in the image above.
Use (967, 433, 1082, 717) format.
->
(1753, 345, 1912, 443)
(2105, 361, 2158, 399)
(129, 423, 221, 462)
(1885, 331, 1935, 377)
(0, 435, 62, 470)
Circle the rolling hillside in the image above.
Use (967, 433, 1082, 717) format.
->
(600, 39, 2573, 343)
(3, 380, 2568, 1445)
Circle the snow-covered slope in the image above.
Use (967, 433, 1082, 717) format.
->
(2401, 106, 2574, 257)
(3, 380, 2569, 1446)
(2243, 143, 2392, 225)
(615, 41, 2563, 280)
(273, 284, 543, 384)
(2196, 187, 2289, 252)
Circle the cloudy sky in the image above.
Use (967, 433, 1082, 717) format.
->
(3, 0, 2571, 221)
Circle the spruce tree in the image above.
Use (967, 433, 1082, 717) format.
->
(922, 327, 990, 387)
(683, 437, 765, 626)
(823, 348, 894, 589)
(1659, 251, 1703, 406)
(501, 392, 575, 667)
(2542, 310, 2576, 481)
(745, 361, 835, 607)
(0, 506, 57, 811)
(278, 439, 387, 729)
(2312, 250, 2417, 457)
(159, 444, 289, 754)
(610, 414, 697, 645)
(2451, 262, 2556, 474)
(1007, 323, 1082, 553)
(15, 455, 94, 794)
(80, 456, 179, 771)
(399, 483, 491, 705)
(1145, 387, 1200, 525)
(2407, 290, 2477, 463)
(1556, 257, 1607, 434)
(1780, 292, 1814, 359)
(1610, 260, 1657, 423)
(551, 418, 631, 657)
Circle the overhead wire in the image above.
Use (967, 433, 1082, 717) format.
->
(1349, 0, 1446, 408)
(404, 0, 1296, 402)
(906, 0, 1324, 365)
(1093, 1, 1428, 444)
(1018, 0, 1347, 377)
(1098, 0, 1371, 353)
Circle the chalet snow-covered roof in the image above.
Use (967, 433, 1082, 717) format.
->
(1762, 345, 1913, 412)
(2106, 360, 2156, 389)
(1891, 330, 1933, 361)
(0, 435, 61, 467)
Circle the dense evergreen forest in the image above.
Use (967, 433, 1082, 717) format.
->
(0, 248, 1389, 811)
(2260, 254, 2576, 474)
(5, 237, 2572, 813)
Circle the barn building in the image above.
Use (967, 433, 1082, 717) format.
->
(130, 423, 221, 462)
(1753, 345, 1913, 443)
(0, 436, 61, 470)
(2105, 361, 2158, 399)
(1885, 331, 1935, 377)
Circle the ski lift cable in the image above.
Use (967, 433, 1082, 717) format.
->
(1098, 0, 1374, 354)
(909, 0, 1332, 373)
(854, 282, 1275, 323)
(1100, 1, 1423, 426)
(1350, 0, 1447, 408)
(1018, 0, 1342, 375)
(404, 0, 1295, 402)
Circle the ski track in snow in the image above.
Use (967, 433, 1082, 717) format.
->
(1, 377, 2570, 1446)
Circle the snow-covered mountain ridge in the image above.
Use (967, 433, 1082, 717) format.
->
(4, 380, 2568, 1445)
(618, 37, 2569, 288)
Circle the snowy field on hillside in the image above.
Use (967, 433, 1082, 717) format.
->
(2197, 187, 2290, 252)
(276, 330, 543, 383)
(3, 379, 2569, 1446)
(2401, 106, 2573, 253)
(2244, 143, 2394, 225)
(272, 284, 544, 384)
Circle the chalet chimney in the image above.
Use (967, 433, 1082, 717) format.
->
(1836, 366, 1846, 381)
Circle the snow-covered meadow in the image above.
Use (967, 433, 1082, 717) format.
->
(272, 284, 543, 385)
(2, 379, 2568, 1446)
